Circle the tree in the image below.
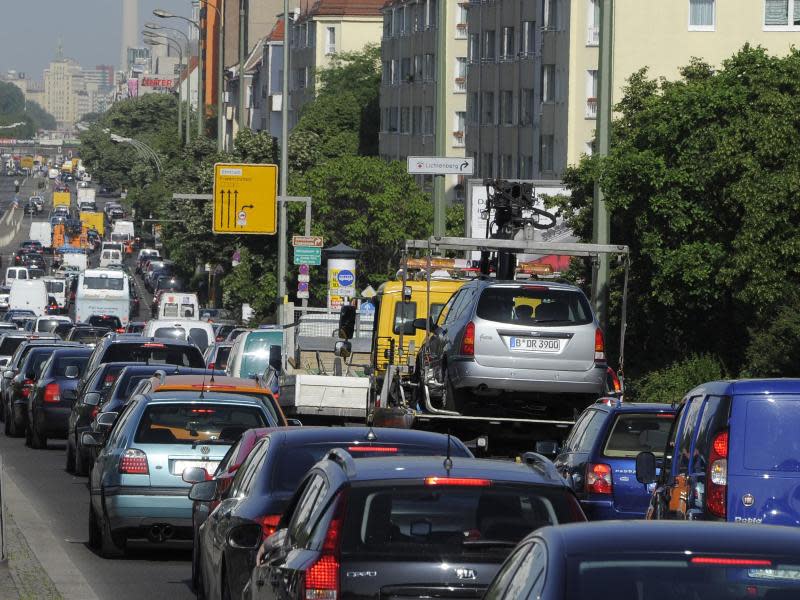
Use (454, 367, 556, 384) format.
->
(0, 81, 56, 133)
(560, 46, 800, 377)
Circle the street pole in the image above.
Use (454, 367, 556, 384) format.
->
(432, 0, 447, 237)
(592, 0, 613, 329)
(198, 20, 205, 138)
(218, 2, 225, 151)
(278, 0, 290, 318)
(238, 0, 248, 136)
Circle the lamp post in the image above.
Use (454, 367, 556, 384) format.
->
(143, 36, 183, 142)
(145, 30, 191, 146)
(154, 9, 205, 140)
(193, 0, 225, 151)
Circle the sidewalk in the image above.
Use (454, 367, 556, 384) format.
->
(3, 509, 62, 600)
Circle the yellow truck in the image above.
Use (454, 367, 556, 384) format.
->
(79, 211, 104, 236)
(53, 191, 71, 207)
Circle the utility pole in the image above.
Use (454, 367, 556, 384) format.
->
(198, 14, 205, 138)
(278, 0, 290, 317)
(238, 0, 248, 136)
(432, 0, 447, 237)
(592, 0, 613, 328)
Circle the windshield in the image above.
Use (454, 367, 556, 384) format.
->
(566, 556, 800, 600)
(83, 276, 124, 291)
(341, 484, 579, 559)
(476, 286, 594, 326)
(134, 403, 266, 445)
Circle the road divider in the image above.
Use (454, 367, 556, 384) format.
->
(0, 208, 24, 248)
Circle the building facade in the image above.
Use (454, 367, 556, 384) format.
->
(251, 20, 286, 141)
(43, 58, 86, 128)
(378, 0, 469, 200)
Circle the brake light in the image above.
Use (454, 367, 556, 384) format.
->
(142, 343, 166, 348)
(43, 382, 60, 403)
(460, 321, 475, 356)
(586, 463, 613, 495)
(607, 367, 621, 393)
(104, 374, 117, 385)
(21, 379, 34, 397)
(116, 328, 125, 333)
(707, 430, 728, 519)
(424, 477, 492, 487)
(90, 406, 99, 419)
(258, 514, 281, 539)
(346, 446, 399, 454)
(119, 449, 149, 474)
(303, 492, 347, 600)
(207, 362, 215, 370)
(191, 408, 215, 414)
(594, 328, 606, 362)
(690, 557, 771, 567)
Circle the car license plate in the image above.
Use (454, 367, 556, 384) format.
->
(508, 337, 562, 352)
(171, 460, 219, 476)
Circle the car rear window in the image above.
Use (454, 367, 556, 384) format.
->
(102, 343, 204, 367)
(83, 276, 124, 291)
(214, 346, 232, 370)
(45, 281, 64, 293)
(153, 327, 210, 352)
(53, 355, 90, 377)
(602, 413, 675, 458)
(71, 329, 106, 344)
(36, 319, 66, 333)
(744, 398, 800, 472)
(0, 337, 24, 355)
(134, 403, 267, 444)
(341, 484, 581, 559)
(476, 286, 593, 326)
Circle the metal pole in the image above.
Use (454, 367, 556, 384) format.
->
(198, 18, 205, 138)
(278, 0, 290, 320)
(432, 0, 447, 237)
(218, 1, 225, 151)
(238, 0, 248, 135)
(592, 0, 613, 328)
(185, 40, 192, 146)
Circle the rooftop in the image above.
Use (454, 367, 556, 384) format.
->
(296, 0, 384, 23)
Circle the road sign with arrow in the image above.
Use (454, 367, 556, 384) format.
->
(406, 156, 474, 175)
(213, 163, 278, 234)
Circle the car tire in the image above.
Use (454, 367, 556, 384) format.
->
(191, 535, 201, 592)
(3, 404, 11, 436)
(66, 437, 76, 472)
(74, 443, 88, 476)
(30, 420, 46, 449)
(88, 504, 101, 549)
(98, 508, 126, 558)
(442, 368, 464, 413)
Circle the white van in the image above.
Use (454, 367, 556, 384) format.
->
(99, 249, 123, 268)
(9, 279, 48, 316)
(5, 267, 29, 287)
(44, 277, 67, 311)
(143, 319, 215, 353)
(157, 292, 199, 320)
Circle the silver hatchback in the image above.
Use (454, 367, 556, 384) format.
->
(421, 280, 606, 415)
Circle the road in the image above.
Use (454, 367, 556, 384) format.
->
(0, 179, 192, 600)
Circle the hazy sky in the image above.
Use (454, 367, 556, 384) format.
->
(0, 0, 194, 79)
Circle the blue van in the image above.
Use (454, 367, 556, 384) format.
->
(553, 399, 676, 520)
(637, 379, 800, 525)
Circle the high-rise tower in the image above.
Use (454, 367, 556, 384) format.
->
(121, 0, 139, 70)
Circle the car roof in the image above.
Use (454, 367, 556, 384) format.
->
(536, 521, 800, 557)
(149, 375, 268, 394)
(686, 378, 800, 398)
(474, 279, 582, 291)
(100, 334, 199, 348)
(50, 347, 93, 356)
(588, 400, 675, 414)
(143, 390, 265, 406)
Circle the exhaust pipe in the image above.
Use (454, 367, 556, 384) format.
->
(148, 524, 163, 543)
(162, 525, 174, 540)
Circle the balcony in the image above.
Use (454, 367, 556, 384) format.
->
(586, 97, 597, 119)
(587, 26, 599, 46)
(455, 23, 467, 38)
(452, 130, 465, 147)
(454, 76, 466, 92)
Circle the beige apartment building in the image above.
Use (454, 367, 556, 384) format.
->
(289, 0, 385, 125)
(378, 0, 469, 200)
(44, 58, 86, 128)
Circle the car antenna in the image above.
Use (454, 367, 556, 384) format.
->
(443, 431, 453, 474)
(199, 368, 206, 399)
(366, 426, 377, 441)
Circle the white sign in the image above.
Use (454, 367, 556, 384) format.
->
(407, 156, 474, 175)
(296, 290, 309, 299)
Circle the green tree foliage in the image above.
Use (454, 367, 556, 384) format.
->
(560, 46, 800, 377)
(0, 81, 57, 135)
(627, 354, 727, 404)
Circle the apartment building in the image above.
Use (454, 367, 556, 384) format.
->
(378, 0, 469, 200)
(251, 19, 286, 141)
(289, 0, 384, 125)
(43, 58, 86, 128)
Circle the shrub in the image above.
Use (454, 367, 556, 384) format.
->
(626, 354, 727, 404)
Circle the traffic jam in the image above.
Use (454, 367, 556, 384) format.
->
(0, 173, 798, 600)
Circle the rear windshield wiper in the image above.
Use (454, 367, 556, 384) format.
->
(461, 540, 518, 548)
(191, 438, 231, 448)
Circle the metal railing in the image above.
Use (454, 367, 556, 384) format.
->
(587, 26, 599, 45)
(586, 97, 598, 119)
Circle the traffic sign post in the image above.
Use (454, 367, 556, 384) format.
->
(212, 163, 278, 234)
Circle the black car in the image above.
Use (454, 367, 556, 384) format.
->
(65, 325, 110, 347)
(125, 322, 146, 334)
(86, 315, 122, 331)
(483, 521, 800, 599)
(193, 428, 474, 600)
(66, 361, 145, 475)
(82, 334, 206, 381)
(26, 347, 92, 448)
(7, 345, 70, 437)
(3, 309, 36, 327)
(244, 452, 586, 600)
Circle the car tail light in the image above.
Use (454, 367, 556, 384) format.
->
(594, 328, 606, 362)
(258, 514, 281, 539)
(119, 449, 149, 474)
(43, 382, 60, 403)
(460, 321, 475, 356)
(346, 446, 398, 454)
(116, 328, 125, 333)
(690, 557, 770, 567)
(706, 430, 728, 519)
(425, 477, 492, 487)
(586, 463, 613, 495)
(303, 491, 347, 600)
(143, 343, 165, 348)
(207, 362, 215, 370)
(21, 379, 34, 397)
(90, 406, 99, 419)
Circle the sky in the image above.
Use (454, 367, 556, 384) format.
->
(0, 0, 194, 79)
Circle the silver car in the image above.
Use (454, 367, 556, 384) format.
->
(421, 280, 606, 416)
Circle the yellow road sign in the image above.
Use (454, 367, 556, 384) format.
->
(213, 163, 278, 234)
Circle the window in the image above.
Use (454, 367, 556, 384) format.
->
(540, 134, 554, 172)
(414, 55, 423, 81)
(519, 88, 534, 124)
(602, 414, 675, 458)
(455, 57, 467, 91)
(456, 3, 468, 37)
(393, 302, 416, 334)
(586, 69, 598, 118)
(393, 7, 401, 35)
(519, 155, 534, 179)
(764, 0, 800, 28)
(308, 24, 316, 47)
(425, 0, 438, 29)
(134, 403, 266, 445)
(568, 409, 604, 452)
(453, 110, 466, 146)
(388, 106, 399, 132)
(294, 67, 306, 89)
(397, 6, 406, 34)
(391, 59, 399, 84)
(675, 396, 704, 475)
(689, 0, 715, 30)
(325, 26, 336, 54)
(288, 475, 328, 547)
(483, 30, 496, 61)
(501, 90, 514, 125)
(401, 57, 412, 81)
(400, 107, 410, 133)
(412, 106, 422, 133)
(542, 64, 555, 102)
(482, 152, 494, 178)
(522, 21, 536, 56)
(383, 10, 393, 37)
(382, 60, 391, 85)
(500, 154, 513, 178)
(587, 0, 600, 44)
(423, 106, 434, 134)
(501, 27, 515, 59)
(468, 92, 479, 122)
(403, 5, 411, 33)
(423, 53, 435, 81)
(481, 91, 495, 124)
(544, 0, 558, 30)
(469, 33, 480, 63)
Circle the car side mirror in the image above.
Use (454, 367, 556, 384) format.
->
(3, 371, 14, 380)
(227, 523, 263, 550)
(636, 451, 657, 484)
(182, 466, 209, 484)
(268, 345, 282, 373)
(412, 317, 431, 331)
(287, 418, 302, 427)
(95, 411, 118, 431)
(83, 392, 102, 406)
(81, 431, 102, 447)
(64, 365, 80, 379)
(338, 305, 356, 340)
(188, 480, 217, 502)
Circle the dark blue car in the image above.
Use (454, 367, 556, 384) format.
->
(554, 398, 675, 520)
(639, 379, 800, 526)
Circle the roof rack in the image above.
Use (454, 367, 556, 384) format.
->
(595, 396, 623, 408)
(325, 448, 357, 477)
(520, 452, 562, 481)
(153, 369, 168, 384)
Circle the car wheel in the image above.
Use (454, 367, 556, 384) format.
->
(221, 566, 232, 600)
(74, 443, 88, 476)
(99, 508, 126, 558)
(88, 504, 101, 549)
(66, 437, 76, 472)
(442, 368, 464, 413)
(30, 420, 46, 449)
(192, 534, 201, 592)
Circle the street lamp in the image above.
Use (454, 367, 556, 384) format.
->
(109, 133, 163, 175)
(144, 31, 191, 146)
(154, 9, 205, 140)
(193, 0, 225, 152)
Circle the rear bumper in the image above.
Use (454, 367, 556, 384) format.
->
(102, 486, 193, 530)
(581, 499, 646, 521)
(449, 360, 605, 395)
(36, 407, 70, 437)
